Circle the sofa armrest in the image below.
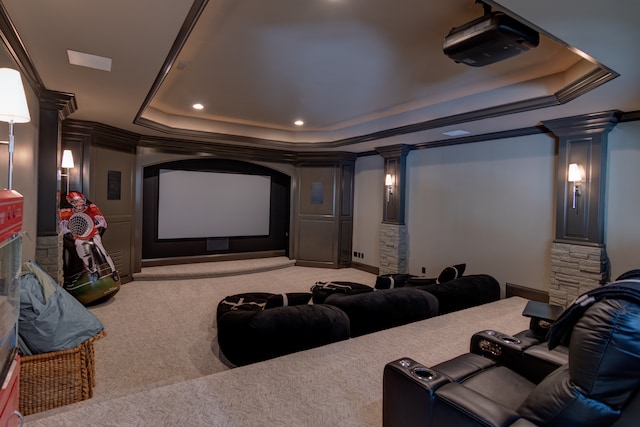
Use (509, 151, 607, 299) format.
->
(520, 343, 568, 383)
(383, 358, 451, 427)
(470, 330, 543, 379)
(471, 330, 541, 358)
(522, 300, 563, 340)
(468, 329, 567, 384)
(433, 382, 524, 426)
(431, 352, 496, 382)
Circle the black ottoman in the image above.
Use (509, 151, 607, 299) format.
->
(216, 292, 274, 320)
(325, 287, 439, 337)
(310, 281, 374, 304)
(216, 292, 313, 321)
(216, 292, 350, 366)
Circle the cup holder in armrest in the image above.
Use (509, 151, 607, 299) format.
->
(412, 367, 437, 381)
(394, 358, 439, 381)
(473, 331, 523, 358)
(479, 330, 520, 344)
(383, 358, 450, 426)
(498, 334, 521, 344)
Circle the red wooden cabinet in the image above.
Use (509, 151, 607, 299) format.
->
(0, 355, 22, 426)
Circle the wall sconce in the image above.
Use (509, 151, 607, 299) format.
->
(0, 68, 31, 190)
(568, 163, 582, 209)
(61, 149, 75, 193)
(385, 173, 394, 203)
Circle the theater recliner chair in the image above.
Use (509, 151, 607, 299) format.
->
(383, 278, 640, 427)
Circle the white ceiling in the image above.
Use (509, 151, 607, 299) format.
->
(2, 0, 639, 153)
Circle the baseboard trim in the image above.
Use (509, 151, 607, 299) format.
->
(351, 261, 379, 275)
(505, 282, 549, 303)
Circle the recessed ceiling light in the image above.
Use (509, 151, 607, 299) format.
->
(294, 120, 304, 126)
(443, 129, 470, 136)
(67, 49, 112, 71)
(192, 103, 204, 110)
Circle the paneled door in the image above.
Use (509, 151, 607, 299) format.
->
(89, 145, 135, 283)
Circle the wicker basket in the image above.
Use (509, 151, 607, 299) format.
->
(19, 331, 105, 416)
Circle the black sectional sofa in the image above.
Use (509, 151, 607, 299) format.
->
(324, 287, 439, 337)
(216, 293, 350, 366)
(407, 274, 501, 315)
(215, 273, 501, 366)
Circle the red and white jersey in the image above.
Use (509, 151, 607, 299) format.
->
(59, 203, 107, 240)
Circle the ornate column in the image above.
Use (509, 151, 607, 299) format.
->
(35, 90, 76, 283)
(543, 110, 621, 307)
(376, 144, 410, 274)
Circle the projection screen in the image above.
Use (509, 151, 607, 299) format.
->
(157, 169, 271, 239)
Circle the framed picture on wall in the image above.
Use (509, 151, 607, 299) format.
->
(107, 170, 121, 200)
(311, 182, 323, 204)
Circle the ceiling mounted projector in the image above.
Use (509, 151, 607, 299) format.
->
(443, 10, 539, 67)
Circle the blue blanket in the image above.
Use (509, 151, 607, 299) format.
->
(19, 261, 104, 354)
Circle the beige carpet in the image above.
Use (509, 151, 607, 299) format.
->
(25, 295, 531, 426)
(24, 260, 379, 422)
(24, 260, 532, 426)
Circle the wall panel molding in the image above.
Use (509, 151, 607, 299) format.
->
(545, 110, 621, 245)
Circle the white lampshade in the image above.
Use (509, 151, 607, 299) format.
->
(0, 68, 31, 123)
(61, 149, 75, 168)
(568, 163, 581, 182)
(385, 173, 393, 186)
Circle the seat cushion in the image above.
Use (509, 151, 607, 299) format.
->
(462, 365, 536, 410)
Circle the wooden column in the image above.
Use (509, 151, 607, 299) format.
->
(544, 110, 620, 245)
(376, 144, 410, 274)
(543, 110, 621, 306)
(35, 90, 76, 282)
(376, 144, 410, 225)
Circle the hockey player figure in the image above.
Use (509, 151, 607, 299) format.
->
(59, 191, 118, 282)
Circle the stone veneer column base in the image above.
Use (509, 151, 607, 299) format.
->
(379, 222, 408, 275)
(549, 242, 609, 308)
(35, 234, 64, 285)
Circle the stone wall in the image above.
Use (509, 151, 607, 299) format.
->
(549, 242, 609, 307)
(35, 234, 64, 284)
(379, 222, 408, 275)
